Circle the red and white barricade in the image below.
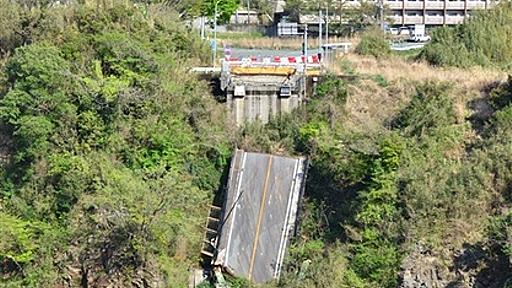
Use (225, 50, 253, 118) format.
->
(223, 53, 322, 66)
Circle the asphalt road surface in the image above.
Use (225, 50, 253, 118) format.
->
(227, 48, 303, 58)
(217, 150, 307, 283)
(390, 41, 427, 51)
(225, 42, 426, 58)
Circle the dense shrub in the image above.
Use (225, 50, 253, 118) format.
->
(420, 2, 512, 69)
(488, 75, 512, 110)
(355, 28, 391, 59)
(2, 1, 512, 288)
(349, 135, 404, 288)
(0, 2, 230, 286)
(274, 75, 512, 287)
(392, 81, 456, 137)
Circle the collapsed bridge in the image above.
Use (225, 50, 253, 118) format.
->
(200, 149, 308, 284)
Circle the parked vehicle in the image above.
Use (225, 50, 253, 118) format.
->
(387, 27, 399, 35)
(408, 24, 431, 42)
(410, 34, 431, 42)
(399, 27, 412, 36)
(385, 25, 412, 36)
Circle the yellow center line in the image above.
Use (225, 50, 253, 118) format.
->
(248, 155, 273, 280)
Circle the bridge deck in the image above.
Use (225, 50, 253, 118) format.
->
(215, 149, 308, 283)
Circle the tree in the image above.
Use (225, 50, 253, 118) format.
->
(332, 0, 382, 35)
(0, 3, 231, 286)
(132, 0, 204, 18)
(285, 0, 326, 22)
(202, 0, 240, 24)
(420, 1, 512, 68)
(284, 0, 382, 36)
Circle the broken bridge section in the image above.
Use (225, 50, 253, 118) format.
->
(214, 149, 308, 283)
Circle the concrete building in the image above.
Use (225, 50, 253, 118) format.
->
(230, 9, 260, 25)
(344, 0, 499, 26)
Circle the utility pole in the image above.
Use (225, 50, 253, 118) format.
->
(247, 0, 250, 24)
(319, 9, 323, 57)
(379, 0, 385, 31)
(200, 16, 205, 39)
(303, 24, 308, 100)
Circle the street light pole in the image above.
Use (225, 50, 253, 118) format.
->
(325, 2, 329, 64)
(213, 0, 219, 67)
(325, 2, 329, 45)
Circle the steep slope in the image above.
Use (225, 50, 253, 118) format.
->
(238, 56, 511, 287)
(0, 2, 231, 287)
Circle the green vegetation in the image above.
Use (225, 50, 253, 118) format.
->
(392, 48, 422, 61)
(420, 2, 512, 69)
(202, 0, 240, 24)
(1, 1, 512, 287)
(355, 29, 391, 59)
(237, 74, 512, 287)
(0, 1, 229, 286)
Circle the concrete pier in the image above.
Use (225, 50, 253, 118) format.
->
(226, 75, 303, 124)
(221, 61, 317, 125)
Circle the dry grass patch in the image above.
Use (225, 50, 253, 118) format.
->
(221, 36, 356, 50)
(344, 79, 413, 132)
(340, 54, 506, 91)
(335, 54, 507, 132)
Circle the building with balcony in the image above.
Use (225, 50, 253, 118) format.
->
(342, 0, 498, 26)
(384, 0, 497, 26)
(272, 0, 499, 37)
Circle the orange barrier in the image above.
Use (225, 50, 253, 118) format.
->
(231, 66, 297, 76)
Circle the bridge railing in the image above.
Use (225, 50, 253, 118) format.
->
(223, 55, 321, 67)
